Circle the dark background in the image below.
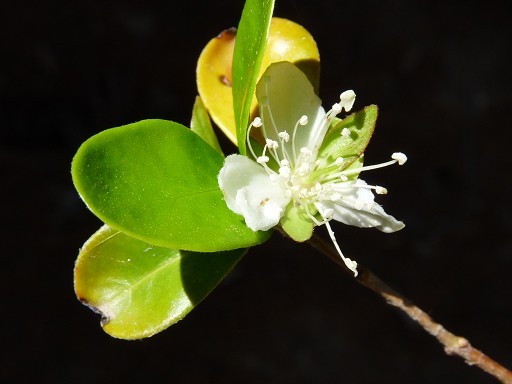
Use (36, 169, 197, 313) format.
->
(3, 0, 511, 383)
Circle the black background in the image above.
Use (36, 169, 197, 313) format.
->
(3, 0, 511, 383)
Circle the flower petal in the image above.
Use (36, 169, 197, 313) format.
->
(317, 180, 404, 233)
(218, 154, 290, 231)
(256, 62, 327, 160)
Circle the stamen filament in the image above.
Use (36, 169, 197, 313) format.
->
(278, 132, 292, 166)
(262, 80, 284, 151)
(341, 159, 398, 176)
(316, 204, 358, 276)
(246, 119, 260, 161)
(291, 116, 307, 163)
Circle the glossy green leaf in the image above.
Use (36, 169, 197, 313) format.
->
(232, 0, 275, 155)
(191, 96, 223, 156)
(319, 105, 378, 169)
(75, 225, 245, 339)
(72, 119, 270, 252)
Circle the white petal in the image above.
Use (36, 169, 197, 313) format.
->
(218, 154, 290, 231)
(256, 62, 327, 160)
(318, 179, 405, 232)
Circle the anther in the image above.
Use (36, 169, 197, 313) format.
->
(345, 259, 358, 276)
(278, 131, 290, 142)
(257, 156, 269, 164)
(376, 186, 388, 195)
(335, 157, 344, 165)
(252, 117, 262, 127)
(331, 103, 342, 114)
(266, 139, 278, 149)
(324, 208, 334, 220)
(341, 128, 351, 137)
(320, 215, 359, 277)
(340, 174, 348, 182)
(279, 166, 291, 178)
(339, 90, 356, 112)
(392, 152, 407, 165)
(299, 115, 308, 125)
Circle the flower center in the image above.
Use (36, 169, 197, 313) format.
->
(246, 88, 406, 277)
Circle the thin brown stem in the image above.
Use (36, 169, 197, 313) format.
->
(304, 231, 512, 384)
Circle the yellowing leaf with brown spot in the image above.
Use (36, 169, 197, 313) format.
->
(196, 17, 320, 145)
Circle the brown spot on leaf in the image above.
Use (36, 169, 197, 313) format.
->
(79, 298, 110, 325)
(216, 27, 236, 40)
(220, 75, 232, 87)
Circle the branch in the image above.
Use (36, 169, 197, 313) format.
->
(305, 232, 512, 384)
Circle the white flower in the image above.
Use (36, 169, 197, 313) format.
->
(218, 61, 406, 276)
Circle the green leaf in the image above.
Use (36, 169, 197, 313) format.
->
(191, 96, 223, 156)
(319, 105, 378, 169)
(72, 119, 270, 252)
(75, 225, 245, 339)
(232, 0, 275, 155)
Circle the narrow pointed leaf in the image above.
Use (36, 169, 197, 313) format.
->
(191, 96, 223, 156)
(75, 226, 245, 339)
(232, 0, 275, 154)
(72, 119, 270, 251)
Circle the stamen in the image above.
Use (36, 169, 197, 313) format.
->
(246, 118, 262, 161)
(261, 80, 282, 144)
(341, 159, 400, 176)
(341, 128, 351, 137)
(302, 204, 320, 226)
(257, 156, 269, 164)
(316, 204, 358, 277)
(339, 90, 356, 112)
(323, 208, 334, 220)
(392, 152, 407, 165)
(278, 131, 289, 142)
(279, 165, 291, 179)
(292, 116, 308, 162)
(375, 186, 388, 194)
(335, 157, 344, 166)
(275, 131, 292, 166)
(331, 103, 342, 115)
(266, 139, 278, 149)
